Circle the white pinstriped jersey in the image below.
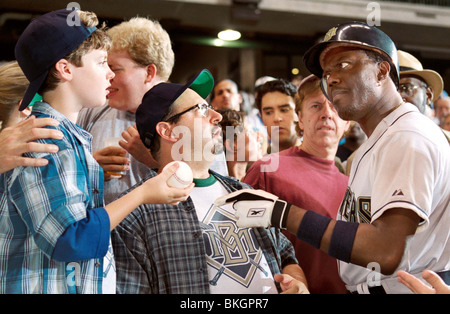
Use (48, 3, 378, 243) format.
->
(337, 102, 449, 293)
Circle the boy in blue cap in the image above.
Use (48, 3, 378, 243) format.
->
(0, 8, 192, 294)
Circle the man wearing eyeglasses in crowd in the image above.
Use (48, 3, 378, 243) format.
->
(397, 50, 450, 142)
(111, 69, 309, 294)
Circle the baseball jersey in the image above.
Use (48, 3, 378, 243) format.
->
(338, 102, 449, 293)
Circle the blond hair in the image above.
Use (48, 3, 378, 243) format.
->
(0, 61, 29, 128)
(39, 10, 112, 94)
(107, 17, 174, 81)
(294, 75, 322, 137)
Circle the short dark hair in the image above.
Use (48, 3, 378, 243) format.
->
(255, 79, 297, 112)
(217, 109, 245, 142)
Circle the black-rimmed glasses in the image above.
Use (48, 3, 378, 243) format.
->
(165, 103, 215, 122)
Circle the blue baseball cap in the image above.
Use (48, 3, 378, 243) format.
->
(136, 69, 214, 148)
(15, 8, 96, 111)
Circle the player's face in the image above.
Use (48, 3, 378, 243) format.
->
(107, 49, 151, 113)
(298, 90, 350, 150)
(71, 49, 115, 109)
(261, 91, 298, 149)
(320, 47, 380, 121)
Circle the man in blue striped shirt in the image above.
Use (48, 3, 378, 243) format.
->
(0, 8, 192, 294)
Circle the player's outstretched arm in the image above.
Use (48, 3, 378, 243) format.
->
(216, 189, 420, 275)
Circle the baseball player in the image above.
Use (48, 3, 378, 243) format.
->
(216, 22, 450, 294)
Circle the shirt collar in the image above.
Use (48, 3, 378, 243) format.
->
(31, 101, 93, 146)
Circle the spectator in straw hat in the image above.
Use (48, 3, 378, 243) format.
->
(397, 50, 449, 142)
(397, 50, 443, 115)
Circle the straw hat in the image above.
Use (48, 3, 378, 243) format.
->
(398, 50, 443, 102)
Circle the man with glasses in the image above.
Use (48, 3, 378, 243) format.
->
(397, 50, 443, 115)
(111, 69, 309, 294)
(397, 50, 450, 142)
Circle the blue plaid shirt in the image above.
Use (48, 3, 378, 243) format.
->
(112, 171, 298, 294)
(0, 102, 111, 294)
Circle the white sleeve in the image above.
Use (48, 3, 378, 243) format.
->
(370, 131, 438, 232)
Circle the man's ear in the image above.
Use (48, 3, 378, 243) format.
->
(144, 64, 157, 84)
(54, 59, 72, 82)
(377, 61, 391, 83)
(156, 122, 178, 143)
(296, 110, 305, 131)
(425, 87, 434, 106)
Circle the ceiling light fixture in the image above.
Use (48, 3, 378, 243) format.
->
(218, 29, 241, 41)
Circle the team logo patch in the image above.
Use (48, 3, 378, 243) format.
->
(324, 27, 337, 42)
(247, 208, 266, 218)
(202, 204, 264, 287)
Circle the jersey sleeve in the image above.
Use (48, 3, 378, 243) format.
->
(370, 130, 439, 232)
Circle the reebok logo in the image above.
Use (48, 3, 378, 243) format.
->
(248, 208, 266, 218)
(392, 189, 404, 196)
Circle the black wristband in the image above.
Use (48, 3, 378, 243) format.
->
(270, 200, 291, 229)
(296, 210, 332, 249)
(328, 220, 359, 263)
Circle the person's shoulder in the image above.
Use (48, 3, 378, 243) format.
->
(77, 104, 115, 128)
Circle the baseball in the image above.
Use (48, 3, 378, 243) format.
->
(163, 161, 193, 188)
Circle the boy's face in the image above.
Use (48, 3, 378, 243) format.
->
(71, 49, 114, 109)
(107, 49, 151, 113)
(261, 91, 298, 146)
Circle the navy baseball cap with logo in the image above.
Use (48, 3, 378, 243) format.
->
(136, 69, 214, 148)
(15, 8, 97, 111)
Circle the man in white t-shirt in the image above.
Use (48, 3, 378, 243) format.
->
(216, 22, 449, 294)
(111, 69, 308, 294)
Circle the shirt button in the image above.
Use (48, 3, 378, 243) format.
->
(95, 262, 101, 268)
(193, 232, 200, 238)
(93, 189, 99, 194)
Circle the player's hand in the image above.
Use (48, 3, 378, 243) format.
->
(274, 274, 310, 294)
(214, 189, 291, 229)
(0, 116, 63, 173)
(397, 270, 450, 294)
